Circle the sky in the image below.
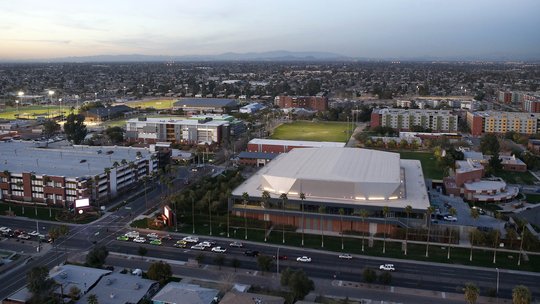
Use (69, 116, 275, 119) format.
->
(1, 0, 539, 60)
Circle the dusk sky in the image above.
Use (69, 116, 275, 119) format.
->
(1, 0, 539, 60)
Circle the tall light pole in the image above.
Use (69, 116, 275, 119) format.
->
(48, 90, 54, 118)
(496, 267, 499, 296)
(17, 91, 24, 117)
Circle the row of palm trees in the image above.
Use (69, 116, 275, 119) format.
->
(464, 282, 532, 304)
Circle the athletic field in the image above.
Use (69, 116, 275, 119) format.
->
(120, 99, 176, 110)
(0, 105, 70, 120)
(271, 121, 350, 142)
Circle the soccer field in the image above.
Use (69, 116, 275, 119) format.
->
(120, 99, 176, 110)
(271, 121, 350, 142)
(0, 105, 71, 120)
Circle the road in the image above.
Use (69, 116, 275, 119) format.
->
(1, 164, 539, 301)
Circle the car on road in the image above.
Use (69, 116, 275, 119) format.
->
(116, 235, 129, 241)
(174, 240, 187, 248)
(229, 241, 243, 248)
(27, 231, 40, 237)
(444, 215, 457, 222)
(190, 243, 206, 250)
(18, 234, 31, 240)
(273, 255, 288, 260)
(379, 264, 395, 271)
(125, 231, 139, 238)
(244, 250, 260, 257)
(296, 256, 312, 263)
(133, 237, 146, 243)
(183, 236, 199, 243)
(472, 206, 486, 215)
(200, 241, 213, 248)
(147, 233, 159, 239)
(338, 253, 353, 259)
(211, 246, 227, 253)
(150, 239, 162, 246)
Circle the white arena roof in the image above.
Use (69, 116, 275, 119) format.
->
(233, 147, 429, 210)
(248, 138, 345, 148)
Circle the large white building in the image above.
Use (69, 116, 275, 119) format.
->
(371, 108, 458, 132)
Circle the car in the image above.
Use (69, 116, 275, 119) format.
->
(0, 227, 9, 233)
(27, 231, 40, 237)
(18, 234, 31, 240)
(211, 246, 227, 253)
(200, 241, 213, 247)
(338, 253, 353, 259)
(182, 236, 199, 243)
(273, 255, 288, 260)
(133, 237, 146, 243)
(296, 256, 312, 263)
(444, 216, 457, 222)
(150, 239, 162, 246)
(174, 241, 187, 248)
(244, 250, 260, 257)
(125, 231, 139, 238)
(229, 241, 243, 248)
(162, 234, 173, 240)
(472, 206, 486, 215)
(190, 243, 206, 250)
(147, 233, 159, 239)
(379, 264, 395, 271)
(116, 235, 129, 241)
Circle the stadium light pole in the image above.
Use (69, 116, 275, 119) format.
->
(17, 91, 24, 116)
(48, 90, 54, 117)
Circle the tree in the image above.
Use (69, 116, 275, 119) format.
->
(147, 261, 172, 285)
(64, 113, 88, 144)
(241, 192, 249, 240)
(492, 212, 501, 264)
(27, 266, 54, 297)
(360, 209, 368, 252)
(196, 253, 206, 265)
(86, 245, 109, 268)
(319, 205, 325, 248)
(339, 208, 345, 250)
(382, 206, 389, 254)
(257, 255, 274, 275)
(214, 255, 225, 270)
(231, 258, 241, 272)
(379, 272, 392, 285)
(279, 193, 288, 244)
(447, 207, 457, 259)
(512, 285, 532, 304)
(280, 268, 314, 302)
(362, 268, 377, 283)
(300, 192, 306, 246)
(464, 282, 480, 304)
(404, 205, 412, 255)
(138, 246, 147, 260)
(87, 294, 99, 304)
(68, 286, 81, 301)
(42, 119, 60, 139)
(470, 208, 480, 261)
(105, 126, 124, 144)
(425, 206, 436, 257)
(262, 190, 271, 242)
(480, 133, 500, 155)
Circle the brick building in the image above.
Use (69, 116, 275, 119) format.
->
(466, 111, 540, 136)
(274, 95, 328, 111)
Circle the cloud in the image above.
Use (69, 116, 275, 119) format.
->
(5, 39, 71, 44)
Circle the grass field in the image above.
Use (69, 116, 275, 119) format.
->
(271, 121, 350, 142)
(0, 105, 71, 120)
(120, 99, 176, 110)
(399, 151, 442, 180)
(494, 170, 537, 185)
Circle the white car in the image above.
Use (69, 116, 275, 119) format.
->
(0, 227, 9, 232)
(125, 231, 139, 238)
(147, 232, 159, 239)
(444, 216, 457, 222)
(18, 234, 31, 240)
(211, 246, 227, 253)
(379, 264, 395, 271)
(183, 236, 199, 243)
(191, 243, 206, 250)
(229, 241, 243, 248)
(338, 253, 353, 259)
(200, 241, 213, 247)
(27, 231, 40, 237)
(133, 237, 146, 243)
(296, 256, 312, 263)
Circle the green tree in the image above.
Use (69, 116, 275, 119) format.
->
(147, 261, 172, 285)
(241, 192, 249, 240)
(87, 294, 99, 304)
(214, 255, 225, 270)
(231, 258, 241, 272)
(492, 212, 501, 264)
(279, 193, 288, 244)
(480, 133, 500, 155)
(464, 282, 480, 304)
(27, 266, 54, 297)
(382, 206, 389, 254)
(86, 245, 109, 268)
(257, 255, 274, 275)
(138, 246, 147, 260)
(280, 268, 314, 302)
(64, 113, 88, 144)
(512, 285, 532, 304)
(105, 126, 124, 144)
(404, 205, 412, 255)
(447, 207, 457, 259)
(469, 208, 480, 261)
(262, 190, 271, 242)
(42, 119, 60, 139)
(68, 286, 81, 301)
(362, 268, 377, 283)
(425, 206, 436, 257)
(360, 209, 368, 252)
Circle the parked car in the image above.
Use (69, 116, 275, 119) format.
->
(379, 264, 395, 271)
(338, 253, 353, 259)
(18, 234, 31, 240)
(244, 250, 260, 257)
(273, 255, 288, 260)
(190, 243, 206, 250)
(133, 237, 146, 243)
(150, 239, 162, 246)
(444, 215, 457, 222)
(147, 233, 159, 239)
(125, 231, 139, 238)
(211, 246, 227, 253)
(200, 241, 213, 247)
(116, 235, 129, 241)
(229, 241, 244, 248)
(174, 240, 187, 248)
(27, 231, 40, 237)
(296, 256, 312, 263)
(183, 236, 199, 243)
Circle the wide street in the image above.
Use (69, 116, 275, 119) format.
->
(0, 165, 539, 302)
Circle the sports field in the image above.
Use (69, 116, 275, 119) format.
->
(120, 99, 176, 110)
(271, 121, 350, 142)
(399, 151, 442, 180)
(0, 105, 71, 120)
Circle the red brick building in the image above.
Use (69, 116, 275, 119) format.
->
(274, 95, 328, 111)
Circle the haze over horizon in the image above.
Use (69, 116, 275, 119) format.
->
(1, 0, 539, 61)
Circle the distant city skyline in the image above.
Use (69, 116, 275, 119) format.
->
(1, 0, 539, 61)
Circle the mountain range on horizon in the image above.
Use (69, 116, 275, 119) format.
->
(2, 50, 540, 63)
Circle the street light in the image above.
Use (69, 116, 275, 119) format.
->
(48, 90, 54, 117)
(17, 91, 24, 116)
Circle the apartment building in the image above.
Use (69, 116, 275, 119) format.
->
(274, 95, 328, 111)
(466, 111, 540, 136)
(370, 108, 458, 132)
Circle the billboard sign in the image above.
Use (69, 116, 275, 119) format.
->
(75, 198, 90, 208)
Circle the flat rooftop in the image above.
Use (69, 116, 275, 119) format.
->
(128, 117, 228, 127)
(0, 141, 154, 178)
(248, 138, 345, 148)
(173, 98, 237, 108)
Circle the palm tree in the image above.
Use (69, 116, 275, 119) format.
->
(339, 208, 345, 250)
(463, 282, 480, 304)
(319, 205, 325, 248)
(512, 285, 531, 304)
(241, 192, 249, 240)
(299, 192, 306, 246)
(360, 209, 368, 252)
(279, 193, 288, 244)
(518, 221, 527, 266)
(404, 205, 412, 255)
(425, 206, 436, 257)
(226, 189, 232, 237)
(447, 207, 457, 259)
(470, 208, 480, 261)
(207, 190, 213, 235)
(382, 206, 389, 254)
(87, 294, 98, 304)
(492, 212, 501, 264)
(261, 191, 271, 242)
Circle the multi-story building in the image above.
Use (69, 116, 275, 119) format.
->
(498, 91, 512, 104)
(274, 95, 328, 111)
(125, 117, 229, 144)
(370, 108, 458, 132)
(466, 111, 540, 136)
(523, 99, 540, 113)
(0, 141, 158, 208)
(172, 98, 237, 114)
